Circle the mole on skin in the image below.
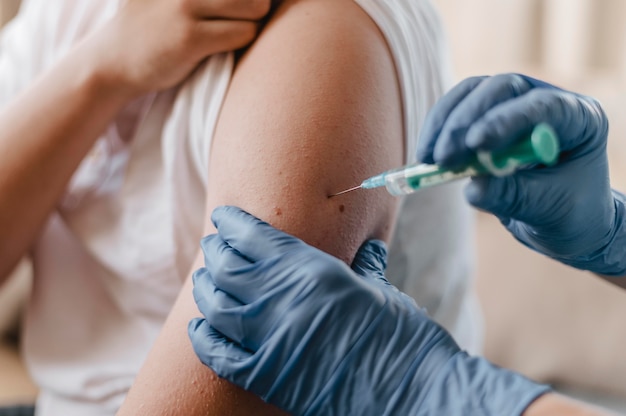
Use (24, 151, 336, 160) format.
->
(339, 204, 345, 213)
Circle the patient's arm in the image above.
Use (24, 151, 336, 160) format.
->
(118, 0, 404, 414)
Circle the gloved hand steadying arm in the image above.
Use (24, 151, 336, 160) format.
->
(188, 206, 550, 416)
(417, 73, 626, 276)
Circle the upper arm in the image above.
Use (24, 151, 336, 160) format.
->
(119, 1, 405, 414)
(204, 0, 404, 261)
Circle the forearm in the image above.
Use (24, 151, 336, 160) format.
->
(524, 393, 616, 416)
(0, 40, 135, 280)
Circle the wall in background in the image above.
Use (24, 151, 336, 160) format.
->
(435, 0, 626, 83)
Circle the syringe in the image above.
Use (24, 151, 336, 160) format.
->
(330, 123, 559, 197)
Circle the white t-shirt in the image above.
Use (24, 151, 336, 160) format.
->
(0, 0, 479, 414)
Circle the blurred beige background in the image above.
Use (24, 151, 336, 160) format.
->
(434, 0, 626, 410)
(2, 0, 626, 411)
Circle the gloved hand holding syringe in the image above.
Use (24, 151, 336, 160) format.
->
(330, 123, 559, 197)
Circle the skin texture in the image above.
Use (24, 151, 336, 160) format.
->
(117, 0, 404, 414)
(524, 393, 616, 416)
(0, 0, 269, 282)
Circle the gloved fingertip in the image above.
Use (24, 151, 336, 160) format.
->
(433, 131, 474, 168)
(191, 267, 206, 286)
(352, 240, 389, 282)
(188, 319, 229, 352)
(415, 148, 435, 164)
(212, 205, 272, 238)
(359, 239, 388, 258)
(415, 147, 428, 163)
(415, 140, 436, 164)
(200, 233, 218, 255)
(191, 269, 217, 314)
(465, 124, 490, 150)
(188, 317, 206, 335)
(212, 205, 263, 231)
(374, 275, 392, 286)
(515, 73, 561, 90)
(211, 205, 239, 228)
(199, 233, 213, 247)
(432, 141, 453, 166)
(189, 321, 253, 374)
(188, 319, 225, 369)
(498, 216, 512, 228)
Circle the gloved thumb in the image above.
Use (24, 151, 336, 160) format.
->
(350, 239, 388, 283)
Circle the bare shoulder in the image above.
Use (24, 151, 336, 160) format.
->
(205, 0, 404, 262)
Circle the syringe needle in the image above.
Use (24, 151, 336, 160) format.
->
(328, 185, 362, 198)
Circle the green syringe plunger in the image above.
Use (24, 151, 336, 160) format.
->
(331, 123, 560, 197)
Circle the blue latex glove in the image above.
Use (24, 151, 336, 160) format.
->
(417, 73, 626, 276)
(189, 206, 550, 415)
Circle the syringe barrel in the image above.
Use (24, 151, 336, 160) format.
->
(382, 163, 482, 196)
(380, 123, 559, 196)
